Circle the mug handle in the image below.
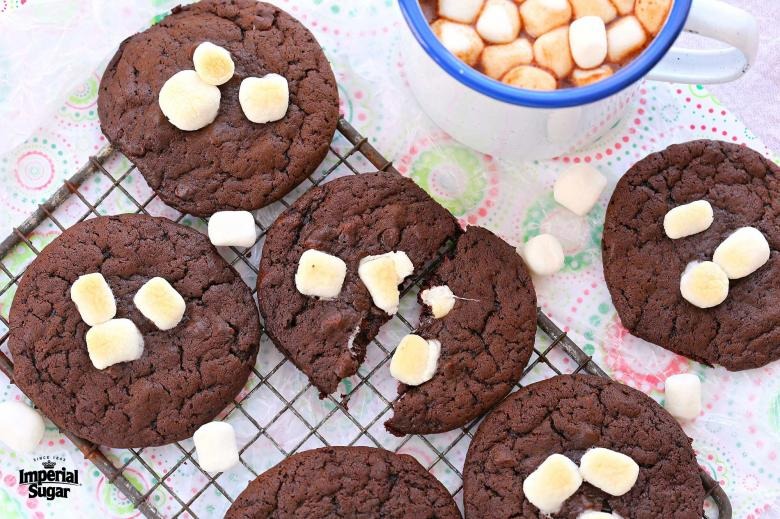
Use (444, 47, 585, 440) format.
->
(646, 0, 759, 83)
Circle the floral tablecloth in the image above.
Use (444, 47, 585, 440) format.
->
(1, 1, 779, 518)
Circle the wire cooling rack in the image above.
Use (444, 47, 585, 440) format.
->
(0, 118, 730, 518)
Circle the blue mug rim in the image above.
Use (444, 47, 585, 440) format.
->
(398, 0, 692, 108)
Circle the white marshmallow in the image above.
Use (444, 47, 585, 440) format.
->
(239, 74, 290, 124)
(570, 0, 617, 22)
(610, 0, 635, 15)
(481, 38, 534, 79)
(578, 512, 621, 519)
(713, 227, 771, 279)
(569, 16, 608, 69)
(208, 211, 257, 248)
(663, 200, 714, 240)
(606, 16, 648, 63)
(133, 277, 186, 331)
(554, 164, 608, 216)
(635, 0, 672, 35)
(86, 318, 144, 370)
(579, 448, 639, 496)
(295, 250, 348, 300)
(390, 334, 441, 386)
(193, 42, 235, 86)
(502, 65, 557, 90)
(158, 70, 220, 131)
(520, 0, 572, 37)
(476, 0, 522, 44)
(571, 66, 614, 87)
(0, 401, 45, 453)
(523, 453, 582, 514)
(70, 272, 116, 326)
(438, 0, 485, 24)
(664, 373, 702, 421)
(193, 421, 239, 474)
(358, 251, 414, 315)
(680, 261, 729, 309)
(421, 285, 456, 318)
(432, 20, 485, 66)
(521, 234, 565, 276)
(533, 26, 574, 79)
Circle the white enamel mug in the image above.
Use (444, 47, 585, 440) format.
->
(398, 0, 759, 161)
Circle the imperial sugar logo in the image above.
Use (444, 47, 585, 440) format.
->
(19, 456, 81, 501)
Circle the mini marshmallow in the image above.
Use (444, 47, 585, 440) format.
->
(520, 0, 572, 38)
(571, 66, 614, 86)
(680, 261, 729, 309)
(239, 74, 289, 124)
(476, 0, 522, 44)
(86, 318, 144, 370)
(521, 234, 565, 276)
(554, 163, 608, 216)
(193, 421, 239, 474)
(0, 401, 45, 453)
(159, 70, 220, 131)
(578, 512, 620, 519)
(438, 0, 485, 24)
(481, 38, 534, 79)
(579, 447, 639, 496)
(432, 20, 485, 66)
(664, 373, 702, 421)
(70, 272, 116, 326)
(208, 211, 257, 248)
(358, 251, 414, 315)
(606, 16, 647, 63)
(610, 0, 636, 15)
(571, 0, 617, 22)
(295, 249, 348, 299)
(390, 334, 441, 386)
(533, 26, 574, 79)
(522, 453, 582, 515)
(663, 200, 714, 240)
(713, 227, 770, 279)
(502, 65, 557, 90)
(193, 42, 235, 86)
(635, 0, 672, 34)
(133, 277, 186, 330)
(569, 16, 608, 69)
(421, 285, 456, 318)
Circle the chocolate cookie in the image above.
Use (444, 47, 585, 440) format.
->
(9, 215, 261, 448)
(225, 446, 460, 518)
(385, 226, 537, 436)
(463, 374, 704, 518)
(97, 0, 339, 216)
(603, 140, 780, 370)
(258, 172, 460, 396)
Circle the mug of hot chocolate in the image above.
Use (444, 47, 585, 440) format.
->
(399, 0, 758, 160)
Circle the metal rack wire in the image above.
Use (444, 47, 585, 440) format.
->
(0, 118, 730, 518)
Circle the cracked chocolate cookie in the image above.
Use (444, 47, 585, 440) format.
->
(225, 446, 460, 518)
(385, 226, 537, 436)
(9, 214, 261, 448)
(258, 172, 460, 396)
(603, 140, 780, 370)
(97, 0, 339, 216)
(463, 374, 704, 518)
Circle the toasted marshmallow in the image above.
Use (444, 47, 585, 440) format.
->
(713, 227, 771, 279)
(520, 0, 572, 37)
(523, 454, 582, 514)
(0, 401, 45, 453)
(208, 211, 257, 248)
(610, 0, 636, 15)
(438, 0, 485, 24)
(664, 373, 702, 421)
(520, 234, 565, 276)
(70, 272, 116, 326)
(476, 0, 522, 44)
(432, 19, 485, 66)
(295, 249, 348, 299)
(533, 27, 574, 79)
(133, 277, 186, 331)
(421, 285, 456, 318)
(481, 38, 534, 79)
(158, 70, 220, 131)
(554, 163, 608, 216)
(193, 421, 239, 474)
(358, 251, 414, 315)
(239, 74, 289, 124)
(193, 42, 234, 86)
(635, 0, 672, 34)
(680, 261, 729, 309)
(579, 448, 639, 496)
(389, 334, 441, 386)
(86, 318, 145, 370)
(663, 200, 713, 240)
(569, 16, 608, 69)
(607, 16, 647, 62)
(571, 66, 614, 86)
(503, 65, 557, 90)
(571, 0, 617, 22)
